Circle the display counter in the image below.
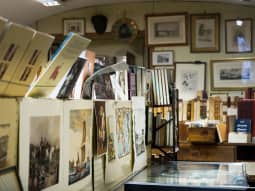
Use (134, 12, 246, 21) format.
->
(124, 161, 251, 191)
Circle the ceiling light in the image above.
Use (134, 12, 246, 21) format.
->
(236, 19, 243, 26)
(36, 0, 61, 7)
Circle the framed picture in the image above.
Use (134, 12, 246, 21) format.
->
(145, 13, 188, 46)
(0, 167, 22, 191)
(63, 18, 85, 35)
(225, 18, 252, 53)
(151, 50, 174, 67)
(210, 58, 255, 91)
(175, 62, 206, 101)
(191, 13, 220, 52)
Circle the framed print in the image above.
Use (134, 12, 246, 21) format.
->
(191, 13, 220, 52)
(211, 58, 255, 91)
(145, 13, 188, 46)
(175, 62, 206, 101)
(63, 18, 85, 35)
(151, 50, 174, 67)
(225, 18, 252, 53)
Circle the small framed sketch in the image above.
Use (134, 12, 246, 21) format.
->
(145, 13, 188, 46)
(225, 18, 252, 53)
(191, 13, 220, 52)
(175, 62, 206, 101)
(63, 18, 85, 35)
(151, 50, 174, 67)
(210, 58, 255, 91)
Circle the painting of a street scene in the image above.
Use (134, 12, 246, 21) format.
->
(116, 108, 131, 158)
(69, 109, 91, 185)
(29, 116, 60, 191)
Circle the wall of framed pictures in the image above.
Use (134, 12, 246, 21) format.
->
(36, 1, 255, 95)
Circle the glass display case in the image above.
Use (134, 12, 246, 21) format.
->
(125, 161, 250, 191)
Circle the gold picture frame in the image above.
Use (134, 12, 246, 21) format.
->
(225, 18, 253, 53)
(210, 57, 255, 91)
(191, 13, 220, 52)
(145, 13, 188, 46)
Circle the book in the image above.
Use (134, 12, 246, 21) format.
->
(0, 23, 36, 94)
(216, 122, 227, 143)
(4, 31, 55, 96)
(128, 69, 137, 99)
(235, 119, 251, 133)
(26, 33, 91, 97)
(238, 99, 255, 142)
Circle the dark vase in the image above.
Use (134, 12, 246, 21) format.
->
(91, 15, 108, 34)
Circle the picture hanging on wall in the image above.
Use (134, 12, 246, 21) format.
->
(210, 58, 255, 91)
(63, 18, 85, 35)
(151, 50, 174, 67)
(225, 18, 252, 53)
(145, 13, 188, 46)
(175, 62, 206, 101)
(191, 13, 220, 52)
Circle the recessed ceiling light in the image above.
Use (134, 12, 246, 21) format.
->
(36, 0, 61, 7)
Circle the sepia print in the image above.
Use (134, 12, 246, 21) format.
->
(94, 101, 107, 156)
(220, 68, 250, 80)
(116, 108, 131, 158)
(155, 21, 180, 38)
(29, 116, 60, 191)
(134, 129, 145, 157)
(69, 109, 91, 185)
(108, 132, 116, 162)
(0, 123, 10, 170)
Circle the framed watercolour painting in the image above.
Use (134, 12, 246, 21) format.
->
(151, 50, 174, 67)
(63, 18, 85, 35)
(191, 13, 220, 52)
(225, 18, 252, 53)
(175, 62, 206, 101)
(145, 13, 188, 46)
(211, 58, 255, 91)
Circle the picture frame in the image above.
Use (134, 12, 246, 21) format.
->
(175, 62, 206, 101)
(191, 13, 220, 52)
(145, 13, 188, 46)
(0, 167, 22, 191)
(63, 18, 85, 35)
(225, 18, 252, 53)
(151, 50, 174, 67)
(210, 58, 255, 91)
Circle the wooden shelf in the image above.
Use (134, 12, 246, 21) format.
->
(51, 30, 144, 44)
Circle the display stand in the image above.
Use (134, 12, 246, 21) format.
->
(151, 82, 179, 161)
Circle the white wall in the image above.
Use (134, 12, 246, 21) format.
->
(36, 1, 255, 93)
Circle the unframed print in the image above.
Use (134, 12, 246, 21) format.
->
(29, 116, 60, 191)
(0, 98, 18, 171)
(94, 101, 107, 156)
(19, 99, 63, 191)
(63, 100, 93, 191)
(105, 101, 132, 184)
(116, 107, 131, 158)
(132, 97, 147, 173)
(69, 109, 91, 185)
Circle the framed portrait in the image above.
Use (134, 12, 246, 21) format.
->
(191, 13, 220, 52)
(210, 58, 255, 91)
(151, 50, 174, 67)
(175, 62, 206, 101)
(145, 13, 188, 46)
(63, 18, 85, 35)
(225, 18, 252, 53)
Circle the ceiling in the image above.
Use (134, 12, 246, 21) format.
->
(0, 0, 254, 25)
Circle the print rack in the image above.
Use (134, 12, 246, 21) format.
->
(151, 69, 179, 161)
